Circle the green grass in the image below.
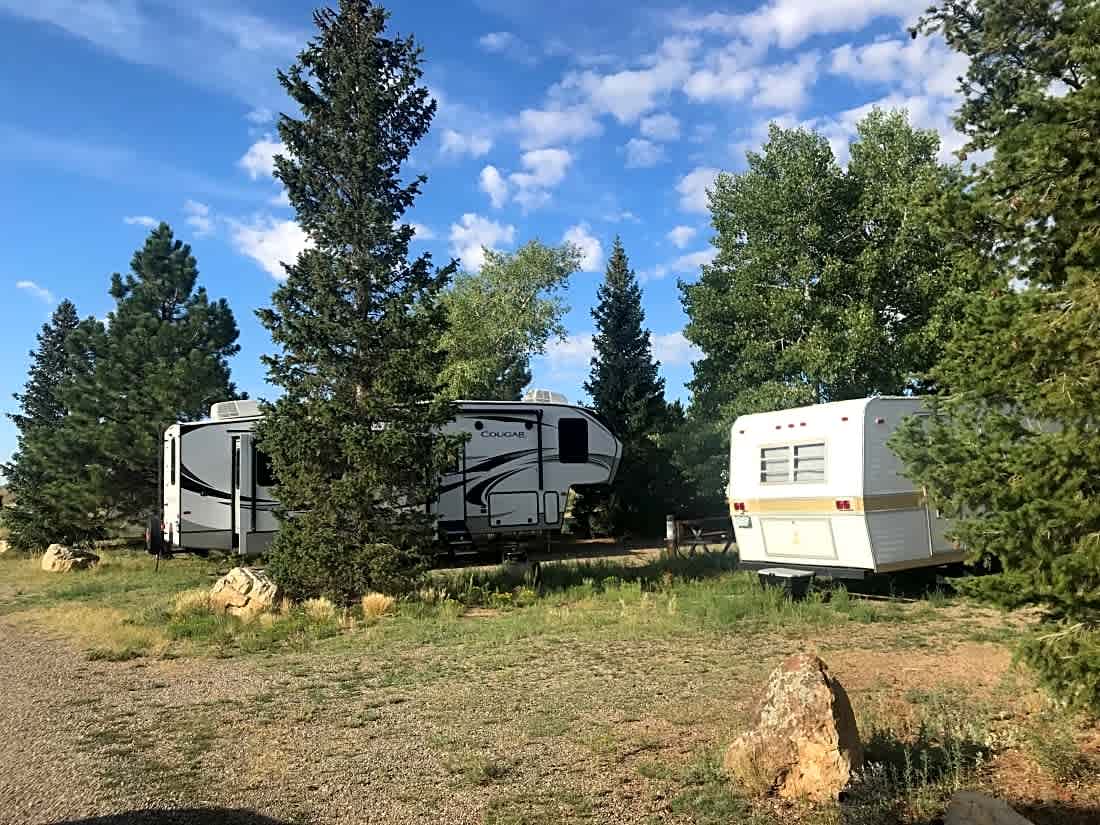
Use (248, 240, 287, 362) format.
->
(0, 548, 966, 664)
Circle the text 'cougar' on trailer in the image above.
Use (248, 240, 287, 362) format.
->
(151, 391, 622, 557)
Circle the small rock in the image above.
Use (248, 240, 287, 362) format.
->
(40, 544, 100, 573)
(209, 566, 280, 621)
(0, 539, 9, 554)
(723, 653, 862, 802)
(944, 792, 1035, 825)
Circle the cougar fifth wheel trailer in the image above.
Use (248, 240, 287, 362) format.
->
(153, 394, 621, 557)
(728, 396, 964, 578)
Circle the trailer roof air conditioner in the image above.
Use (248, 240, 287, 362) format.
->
(209, 399, 262, 421)
(523, 388, 568, 404)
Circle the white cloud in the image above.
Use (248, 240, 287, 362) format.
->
(410, 223, 436, 241)
(270, 189, 291, 207)
(684, 46, 756, 103)
(559, 36, 697, 123)
(652, 332, 701, 366)
(672, 248, 717, 272)
(644, 247, 717, 282)
(183, 200, 214, 237)
(508, 148, 573, 211)
(625, 138, 664, 168)
(239, 135, 284, 179)
(15, 279, 54, 304)
(639, 113, 681, 141)
(449, 213, 516, 271)
(479, 31, 518, 53)
(516, 105, 602, 149)
(245, 107, 273, 124)
(440, 128, 493, 158)
(543, 333, 594, 371)
(753, 53, 821, 110)
(676, 167, 721, 213)
(829, 37, 968, 99)
(671, 1, 925, 49)
(562, 224, 603, 272)
(230, 216, 311, 280)
(123, 215, 158, 228)
(667, 225, 697, 248)
(477, 31, 537, 65)
(479, 165, 509, 209)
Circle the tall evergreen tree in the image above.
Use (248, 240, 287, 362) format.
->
(1, 300, 100, 551)
(64, 224, 240, 527)
(894, 0, 1100, 710)
(577, 238, 680, 536)
(257, 0, 457, 603)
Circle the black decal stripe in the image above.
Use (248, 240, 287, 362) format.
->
(463, 448, 538, 475)
(466, 467, 531, 506)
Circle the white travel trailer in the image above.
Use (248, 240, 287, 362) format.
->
(728, 397, 964, 578)
(153, 394, 621, 557)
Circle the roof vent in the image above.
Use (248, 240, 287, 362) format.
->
(522, 388, 568, 404)
(210, 399, 262, 421)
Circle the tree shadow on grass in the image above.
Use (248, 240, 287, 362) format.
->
(53, 811, 294, 825)
(437, 550, 741, 599)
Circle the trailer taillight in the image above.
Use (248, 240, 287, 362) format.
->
(733, 501, 747, 512)
(835, 500, 851, 511)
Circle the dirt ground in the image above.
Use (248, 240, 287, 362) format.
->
(1, 543, 1099, 825)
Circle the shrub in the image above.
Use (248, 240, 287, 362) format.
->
(361, 592, 396, 618)
(172, 588, 212, 617)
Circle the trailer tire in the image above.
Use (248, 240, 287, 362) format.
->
(145, 515, 166, 557)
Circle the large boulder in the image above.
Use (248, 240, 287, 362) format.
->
(723, 653, 862, 801)
(944, 792, 1035, 825)
(41, 544, 100, 573)
(209, 567, 280, 621)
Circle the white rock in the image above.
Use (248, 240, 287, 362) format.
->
(209, 567, 280, 621)
(41, 544, 100, 573)
(723, 653, 862, 801)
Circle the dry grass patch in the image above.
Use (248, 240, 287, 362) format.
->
(362, 592, 396, 618)
(21, 603, 168, 660)
(172, 588, 212, 616)
(302, 597, 337, 622)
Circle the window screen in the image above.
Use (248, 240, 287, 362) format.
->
(794, 442, 826, 483)
(169, 438, 176, 485)
(760, 446, 790, 483)
(256, 448, 277, 488)
(559, 418, 589, 464)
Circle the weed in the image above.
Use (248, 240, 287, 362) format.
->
(1025, 714, 1093, 784)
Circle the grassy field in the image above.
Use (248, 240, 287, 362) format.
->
(0, 549, 1098, 824)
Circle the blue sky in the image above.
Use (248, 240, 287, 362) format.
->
(0, 0, 969, 467)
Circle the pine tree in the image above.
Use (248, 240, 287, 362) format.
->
(64, 224, 240, 528)
(1, 300, 101, 551)
(577, 238, 680, 536)
(893, 0, 1100, 710)
(257, 0, 457, 603)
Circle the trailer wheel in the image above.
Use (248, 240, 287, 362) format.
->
(145, 515, 166, 557)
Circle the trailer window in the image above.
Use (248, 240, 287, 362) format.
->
(559, 418, 589, 464)
(169, 438, 176, 485)
(760, 446, 790, 483)
(794, 442, 826, 483)
(256, 448, 277, 488)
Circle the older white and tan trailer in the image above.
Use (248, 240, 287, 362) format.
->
(729, 397, 963, 578)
